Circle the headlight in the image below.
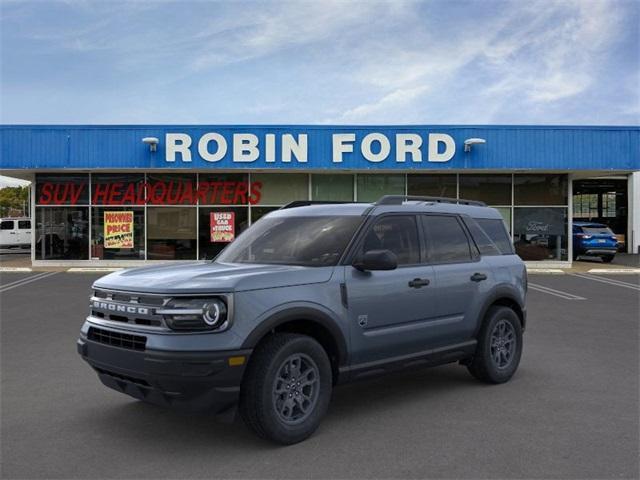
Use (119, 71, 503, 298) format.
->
(159, 297, 229, 331)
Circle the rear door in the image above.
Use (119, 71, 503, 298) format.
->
(17, 220, 31, 246)
(420, 214, 491, 345)
(345, 214, 438, 364)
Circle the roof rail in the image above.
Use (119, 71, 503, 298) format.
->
(280, 200, 356, 209)
(375, 195, 487, 207)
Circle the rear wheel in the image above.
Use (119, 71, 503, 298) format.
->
(239, 333, 332, 445)
(601, 255, 614, 263)
(467, 306, 523, 384)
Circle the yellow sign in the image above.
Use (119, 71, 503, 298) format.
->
(104, 211, 134, 249)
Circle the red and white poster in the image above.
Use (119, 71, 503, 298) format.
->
(210, 212, 235, 243)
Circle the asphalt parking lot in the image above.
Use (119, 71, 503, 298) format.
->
(1, 271, 638, 479)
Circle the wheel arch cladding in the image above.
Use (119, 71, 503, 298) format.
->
(478, 288, 526, 333)
(241, 307, 348, 383)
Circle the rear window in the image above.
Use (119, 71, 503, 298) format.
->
(1, 220, 14, 230)
(476, 218, 514, 254)
(18, 220, 31, 229)
(463, 218, 501, 256)
(581, 226, 614, 235)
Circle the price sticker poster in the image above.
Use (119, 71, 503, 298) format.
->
(104, 211, 134, 248)
(210, 212, 235, 243)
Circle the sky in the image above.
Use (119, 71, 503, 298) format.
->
(0, 0, 639, 126)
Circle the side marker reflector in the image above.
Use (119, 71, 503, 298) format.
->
(228, 356, 246, 367)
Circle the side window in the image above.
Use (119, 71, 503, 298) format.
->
(361, 216, 420, 265)
(423, 215, 472, 263)
(18, 220, 31, 229)
(476, 218, 514, 254)
(1, 220, 15, 230)
(463, 218, 501, 256)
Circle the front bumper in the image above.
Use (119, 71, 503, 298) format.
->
(77, 332, 251, 413)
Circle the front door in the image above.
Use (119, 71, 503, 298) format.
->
(0, 220, 17, 247)
(345, 215, 438, 365)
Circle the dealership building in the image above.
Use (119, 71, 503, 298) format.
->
(1, 125, 638, 267)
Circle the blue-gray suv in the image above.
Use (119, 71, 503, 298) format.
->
(77, 195, 527, 444)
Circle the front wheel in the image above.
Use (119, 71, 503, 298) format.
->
(467, 306, 523, 384)
(239, 333, 332, 445)
(601, 255, 615, 263)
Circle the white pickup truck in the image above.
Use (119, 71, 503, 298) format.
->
(0, 217, 31, 249)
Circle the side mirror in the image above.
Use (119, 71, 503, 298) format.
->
(352, 249, 398, 271)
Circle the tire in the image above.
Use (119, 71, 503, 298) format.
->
(239, 333, 332, 445)
(601, 255, 614, 263)
(467, 306, 523, 384)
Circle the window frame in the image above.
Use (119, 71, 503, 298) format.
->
(420, 213, 479, 265)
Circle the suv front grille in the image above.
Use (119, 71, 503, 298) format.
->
(90, 289, 168, 329)
(88, 326, 147, 351)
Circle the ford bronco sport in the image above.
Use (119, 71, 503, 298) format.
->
(78, 195, 527, 444)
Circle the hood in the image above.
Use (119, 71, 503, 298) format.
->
(93, 261, 334, 294)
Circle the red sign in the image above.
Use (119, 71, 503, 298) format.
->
(37, 180, 262, 205)
(210, 212, 235, 243)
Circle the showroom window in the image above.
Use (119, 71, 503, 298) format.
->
(35, 207, 89, 260)
(147, 173, 198, 205)
(147, 207, 197, 260)
(459, 174, 511, 205)
(514, 174, 567, 205)
(311, 174, 354, 201)
(198, 173, 255, 205)
(91, 173, 146, 205)
(91, 208, 145, 260)
(252, 173, 308, 206)
(36, 174, 89, 205)
(356, 174, 405, 202)
(407, 174, 456, 198)
(513, 207, 568, 261)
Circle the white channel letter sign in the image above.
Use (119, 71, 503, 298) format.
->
(166, 132, 455, 164)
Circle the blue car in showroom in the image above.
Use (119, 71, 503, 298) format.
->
(572, 222, 619, 262)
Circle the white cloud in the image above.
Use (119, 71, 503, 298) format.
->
(333, 85, 429, 122)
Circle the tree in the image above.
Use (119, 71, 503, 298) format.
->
(0, 186, 29, 217)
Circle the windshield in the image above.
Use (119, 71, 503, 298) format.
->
(216, 215, 363, 267)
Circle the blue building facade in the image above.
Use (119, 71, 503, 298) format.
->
(1, 125, 638, 265)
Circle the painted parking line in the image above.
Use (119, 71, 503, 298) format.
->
(570, 273, 640, 291)
(0, 271, 58, 293)
(1, 271, 52, 289)
(587, 268, 640, 274)
(528, 282, 586, 300)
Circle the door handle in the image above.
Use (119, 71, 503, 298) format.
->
(470, 272, 488, 282)
(408, 278, 430, 288)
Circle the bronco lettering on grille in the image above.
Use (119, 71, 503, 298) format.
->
(91, 300, 149, 315)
